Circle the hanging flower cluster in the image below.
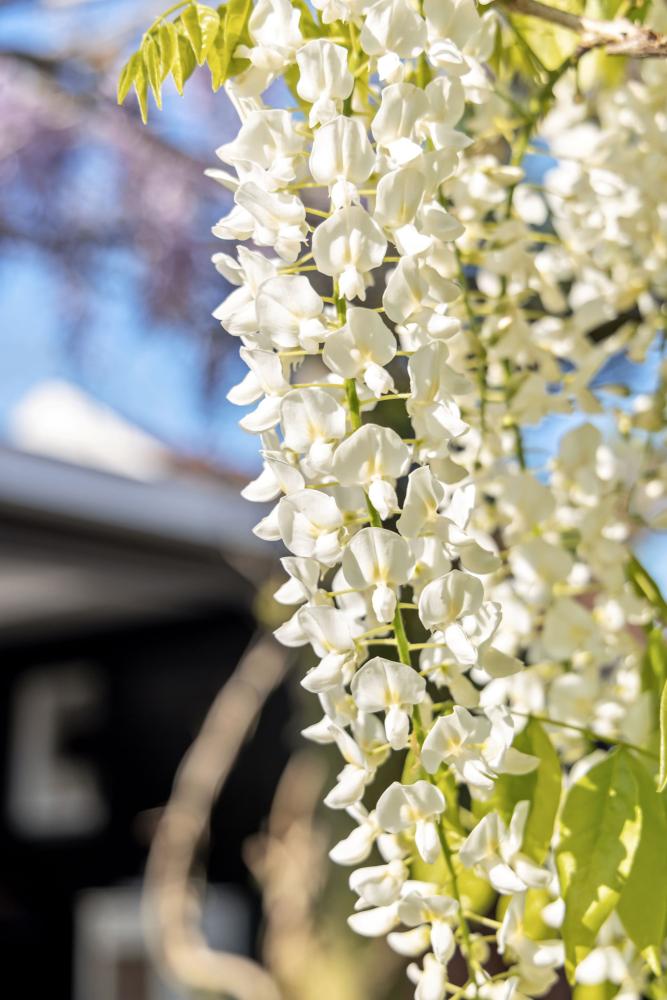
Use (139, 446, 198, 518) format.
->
(208, 0, 667, 995)
(120, 0, 667, 996)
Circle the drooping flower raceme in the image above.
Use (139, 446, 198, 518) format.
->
(204, 0, 667, 995)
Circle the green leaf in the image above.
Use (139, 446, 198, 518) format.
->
(172, 30, 197, 95)
(573, 983, 619, 1000)
(477, 719, 561, 864)
(158, 22, 179, 80)
(181, 3, 220, 65)
(659, 679, 667, 793)
(290, 0, 321, 37)
(557, 750, 642, 980)
(142, 35, 162, 108)
(224, 0, 254, 77)
(411, 844, 495, 915)
(642, 627, 667, 697)
(627, 555, 667, 622)
(509, 12, 577, 72)
(586, 0, 623, 17)
(206, 11, 228, 90)
(617, 754, 667, 973)
(132, 57, 149, 123)
(117, 51, 143, 105)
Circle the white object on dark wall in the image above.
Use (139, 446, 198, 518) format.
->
(7, 662, 107, 838)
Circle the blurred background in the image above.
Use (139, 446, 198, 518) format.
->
(0, 2, 299, 996)
(0, 2, 666, 998)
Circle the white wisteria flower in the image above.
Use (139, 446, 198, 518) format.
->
(310, 115, 376, 208)
(418, 570, 501, 665)
(459, 801, 552, 894)
(420, 706, 538, 790)
(296, 39, 354, 126)
(256, 274, 326, 351)
(399, 892, 459, 965)
(407, 952, 450, 1000)
(276, 488, 344, 564)
(351, 656, 426, 748)
(376, 780, 446, 864)
(192, 0, 667, 989)
(333, 424, 410, 520)
(280, 388, 346, 472)
(342, 527, 412, 623)
(322, 306, 397, 396)
(312, 205, 387, 300)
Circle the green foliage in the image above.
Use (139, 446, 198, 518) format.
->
(401, 748, 494, 912)
(117, 0, 657, 125)
(507, 13, 577, 73)
(641, 626, 667, 697)
(573, 983, 620, 1000)
(475, 719, 561, 864)
(627, 555, 667, 623)
(617, 755, 667, 973)
(557, 750, 642, 980)
(411, 842, 496, 915)
(116, 0, 254, 122)
(402, 745, 464, 835)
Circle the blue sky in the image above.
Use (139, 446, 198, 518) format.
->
(0, 0, 265, 472)
(0, 1, 665, 590)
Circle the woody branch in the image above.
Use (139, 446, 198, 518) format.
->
(501, 0, 667, 57)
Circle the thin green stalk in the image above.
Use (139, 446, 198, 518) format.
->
(393, 604, 412, 666)
(146, 0, 190, 34)
(511, 710, 658, 760)
(454, 246, 487, 440)
(435, 822, 476, 982)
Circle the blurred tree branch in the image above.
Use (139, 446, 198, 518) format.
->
(0, 48, 209, 171)
(143, 633, 288, 1000)
(501, 0, 667, 57)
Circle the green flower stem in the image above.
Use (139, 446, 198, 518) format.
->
(340, 298, 474, 979)
(146, 0, 190, 35)
(464, 910, 502, 930)
(453, 245, 487, 441)
(393, 603, 412, 666)
(435, 821, 477, 983)
(510, 710, 658, 760)
(344, 345, 414, 671)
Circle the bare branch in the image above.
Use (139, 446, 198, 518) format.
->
(501, 0, 667, 58)
(143, 633, 288, 1000)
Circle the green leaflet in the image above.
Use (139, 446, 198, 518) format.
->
(507, 13, 577, 72)
(627, 555, 667, 622)
(476, 719, 561, 864)
(642, 626, 667, 697)
(573, 983, 620, 1000)
(117, 0, 254, 118)
(143, 35, 163, 108)
(174, 30, 197, 95)
(133, 56, 149, 124)
(557, 749, 642, 981)
(117, 51, 143, 105)
(214, 0, 253, 87)
(289, 0, 321, 37)
(157, 23, 178, 80)
(617, 754, 667, 973)
(659, 679, 667, 793)
(181, 3, 221, 64)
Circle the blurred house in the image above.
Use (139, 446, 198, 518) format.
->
(0, 383, 288, 1000)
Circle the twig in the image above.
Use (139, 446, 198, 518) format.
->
(501, 0, 667, 58)
(143, 633, 288, 1000)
